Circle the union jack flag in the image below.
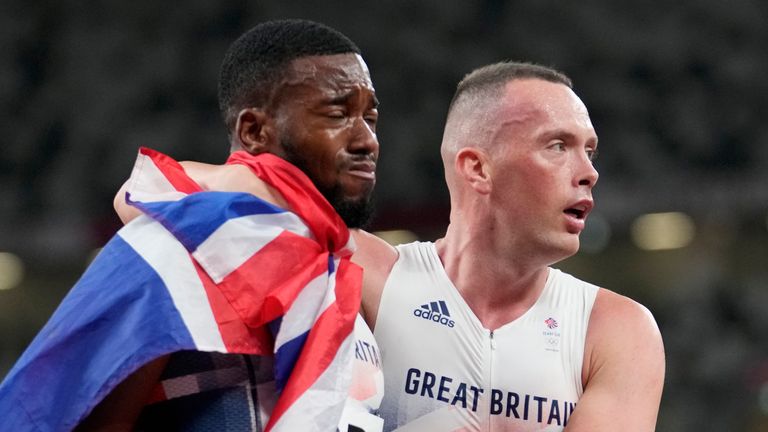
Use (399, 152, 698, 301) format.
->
(0, 148, 360, 432)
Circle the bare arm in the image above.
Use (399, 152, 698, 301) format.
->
(113, 179, 142, 224)
(350, 229, 398, 330)
(113, 161, 289, 224)
(76, 355, 169, 431)
(565, 289, 665, 431)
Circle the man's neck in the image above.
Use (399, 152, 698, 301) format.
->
(435, 224, 551, 331)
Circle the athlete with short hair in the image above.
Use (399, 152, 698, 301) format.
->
(357, 61, 665, 431)
(94, 19, 384, 431)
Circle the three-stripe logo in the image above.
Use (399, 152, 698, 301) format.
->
(413, 300, 455, 328)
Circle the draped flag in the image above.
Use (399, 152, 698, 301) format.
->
(0, 148, 362, 432)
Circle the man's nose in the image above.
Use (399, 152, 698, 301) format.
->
(577, 155, 599, 187)
(349, 117, 378, 156)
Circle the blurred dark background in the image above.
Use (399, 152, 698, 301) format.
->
(1, 1, 767, 430)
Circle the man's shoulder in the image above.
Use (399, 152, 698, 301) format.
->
(591, 287, 659, 332)
(352, 230, 399, 330)
(576, 286, 665, 429)
(179, 161, 289, 208)
(350, 230, 399, 269)
(585, 287, 664, 374)
(552, 269, 653, 326)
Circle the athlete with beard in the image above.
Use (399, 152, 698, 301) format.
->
(96, 19, 383, 431)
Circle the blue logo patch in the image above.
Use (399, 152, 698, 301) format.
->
(413, 300, 455, 328)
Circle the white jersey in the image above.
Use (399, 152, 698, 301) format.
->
(374, 242, 598, 432)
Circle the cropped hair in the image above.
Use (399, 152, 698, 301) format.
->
(218, 19, 361, 131)
(447, 61, 572, 116)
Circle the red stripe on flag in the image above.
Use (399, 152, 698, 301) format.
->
(265, 257, 362, 431)
(215, 230, 328, 328)
(192, 260, 273, 354)
(140, 147, 204, 194)
(227, 152, 350, 253)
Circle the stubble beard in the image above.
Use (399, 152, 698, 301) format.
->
(320, 183, 375, 229)
(280, 140, 375, 230)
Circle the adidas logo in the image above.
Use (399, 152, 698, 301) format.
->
(413, 300, 455, 328)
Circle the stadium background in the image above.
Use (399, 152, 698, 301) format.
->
(0, 1, 766, 430)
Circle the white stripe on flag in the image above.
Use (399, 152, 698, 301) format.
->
(273, 272, 327, 350)
(193, 212, 312, 283)
(273, 256, 341, 351)
(269, 334, 355, 432)
(120, 216, 226, 351)
(128, 153, 188, 203)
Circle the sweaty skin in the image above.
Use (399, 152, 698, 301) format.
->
(265, 54, 380, 213)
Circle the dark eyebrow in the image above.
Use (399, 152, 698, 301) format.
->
(327, 90, 379, 109)
(328, 94, 350, 105)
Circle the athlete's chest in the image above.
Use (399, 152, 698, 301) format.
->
(385, 292, 576, 379)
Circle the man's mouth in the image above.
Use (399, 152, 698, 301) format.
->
(347, 161, 376, 180)
(564, 200, 593, 220)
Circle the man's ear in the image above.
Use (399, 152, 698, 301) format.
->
(233, 108, 276, 155)
(455, 147, 492, 194)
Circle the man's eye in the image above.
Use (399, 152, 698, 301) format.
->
(551, 142, 566, 151)
(327, 111, 346, 119)
(587, 148, 599, 161)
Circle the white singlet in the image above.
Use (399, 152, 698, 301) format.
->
(374, 242, 598, 432)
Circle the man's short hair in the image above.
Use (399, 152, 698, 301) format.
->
(447, 61, 573, 116)
(218, 19, 361, 132)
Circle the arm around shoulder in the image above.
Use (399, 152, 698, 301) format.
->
(75, 355, 169, 431)
(566, 289, 665, 432)
(112, 161, 289, 225)
(350, 230, 398, 330)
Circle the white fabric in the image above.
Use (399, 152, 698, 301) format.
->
(120, 216, 226, 351)
(374, 242, 598, 432)
(338, 315, 385, 432)
(267, 313, 385, 431)
(194, 212, 312, 283)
